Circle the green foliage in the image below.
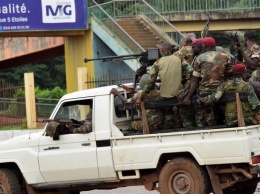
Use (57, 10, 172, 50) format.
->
(12, 86, 66, 99)
(13, 88, 25, 99)
(6, 87, 66, 118)
(35, 87, 66, 117)
(35, 86, 66, 99)
(0, 57, 66, 90)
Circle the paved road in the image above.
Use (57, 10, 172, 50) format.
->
(81, 185, 260, 194)
(81, 186, 158, 194)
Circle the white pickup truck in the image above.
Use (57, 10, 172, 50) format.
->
(0, 85, 260, 194)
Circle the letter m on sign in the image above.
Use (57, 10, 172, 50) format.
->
(41, 0, 76, 23)
(46, 5, 62, 16)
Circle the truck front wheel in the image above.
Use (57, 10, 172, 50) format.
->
(0, 168, 22, 194)
(158, 157, 211, 194)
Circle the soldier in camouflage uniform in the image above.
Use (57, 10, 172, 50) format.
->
(174, 33, 196, 66)
(235, 31, 260, 80)
(201, 64, 260, 126)
(250, 68, 260, 82)
(67, 110, 92, 133)
(135, 43, 184, 129)
(110, 74, 163, 131)
(182, 37, 232, 127)
(178, 38, 205, 128)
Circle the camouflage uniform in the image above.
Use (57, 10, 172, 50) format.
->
(72, 110, 92, 133)
(174, 45, 196, 128)
(193, 50, 232, 127)
(174, 45, 194, 87)
(174, 45, 193, 66)
(244, 44, 260, 79)
(250, 68, 260, 82)
(203, 78, 260, 126)
(141, 54, 183, 129)
(128, 90, 163, 131)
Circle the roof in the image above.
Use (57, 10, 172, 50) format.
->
(60, 83, 133, 101)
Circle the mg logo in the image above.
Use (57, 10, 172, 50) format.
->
(41, 0, 76, 23)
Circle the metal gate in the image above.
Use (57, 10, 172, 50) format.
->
(0, 80, 25, 128)
(86, 69, 135, 88)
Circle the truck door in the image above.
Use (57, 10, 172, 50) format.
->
(38, 98, 99, 183)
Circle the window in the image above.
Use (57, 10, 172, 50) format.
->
(55, 99, 93, 122)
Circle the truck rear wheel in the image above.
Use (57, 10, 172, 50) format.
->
(0, 168, 22, 194)
(158, 157, 211, 194)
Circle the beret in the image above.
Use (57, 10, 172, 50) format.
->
(204, 37, 216, 46)
(191, 38, 204, 46)
(232, 64, 246, 73)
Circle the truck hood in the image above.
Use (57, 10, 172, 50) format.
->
(0, 131, 43, 151)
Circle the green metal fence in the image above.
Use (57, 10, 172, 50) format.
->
(90, 0, 144, 53)
(89, 0, 140, 19)
(88, 0, 184, 45)
(89, 0, 260, 16)
(145, 0, 260, 13)
(88, 0, 260, 46)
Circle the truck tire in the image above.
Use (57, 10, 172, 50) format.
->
(0, 168, 22, 194)
(158, 157, 211, 194)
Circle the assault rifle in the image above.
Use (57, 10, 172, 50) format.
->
(38, 118, 83, 125)
(84, 48, 160, 63)
(84, 48, 161, 91)
(202, 14, 211, 38)
(38, 119, 84, 140)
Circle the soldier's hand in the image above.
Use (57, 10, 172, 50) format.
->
(135, 96, 143, 107)
(235, 45, 243, 54)
(67, 122, 74, 133)
(182, 97, 191, 106)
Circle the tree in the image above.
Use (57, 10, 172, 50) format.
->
(0, 57, 66, 89)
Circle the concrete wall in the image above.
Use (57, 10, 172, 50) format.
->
(93, 34, 135, 80)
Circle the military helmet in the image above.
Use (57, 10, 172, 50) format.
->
(46, 121, 60, 137)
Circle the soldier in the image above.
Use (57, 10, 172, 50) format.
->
(182, 37, 232, 127)
(200, 64, 260, 126)
(135, 42, 184, 129)
(235, 31, 260, 80)
(110, 74, 163, 131)
(174, 33, 196, 66)
(67, 108, 92, 133)
(179, 38, 205, 128)
(250, 67, 260, 82)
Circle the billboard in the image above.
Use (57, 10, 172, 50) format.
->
(0, 0, 88, 32)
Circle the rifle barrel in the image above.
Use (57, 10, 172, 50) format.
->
(84, 53, 145, 63)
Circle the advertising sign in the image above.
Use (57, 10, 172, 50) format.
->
(0, 0, 88, 32)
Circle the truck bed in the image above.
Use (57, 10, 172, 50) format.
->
(121, 124, 231, 136)
(112, 125, 260, 171)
